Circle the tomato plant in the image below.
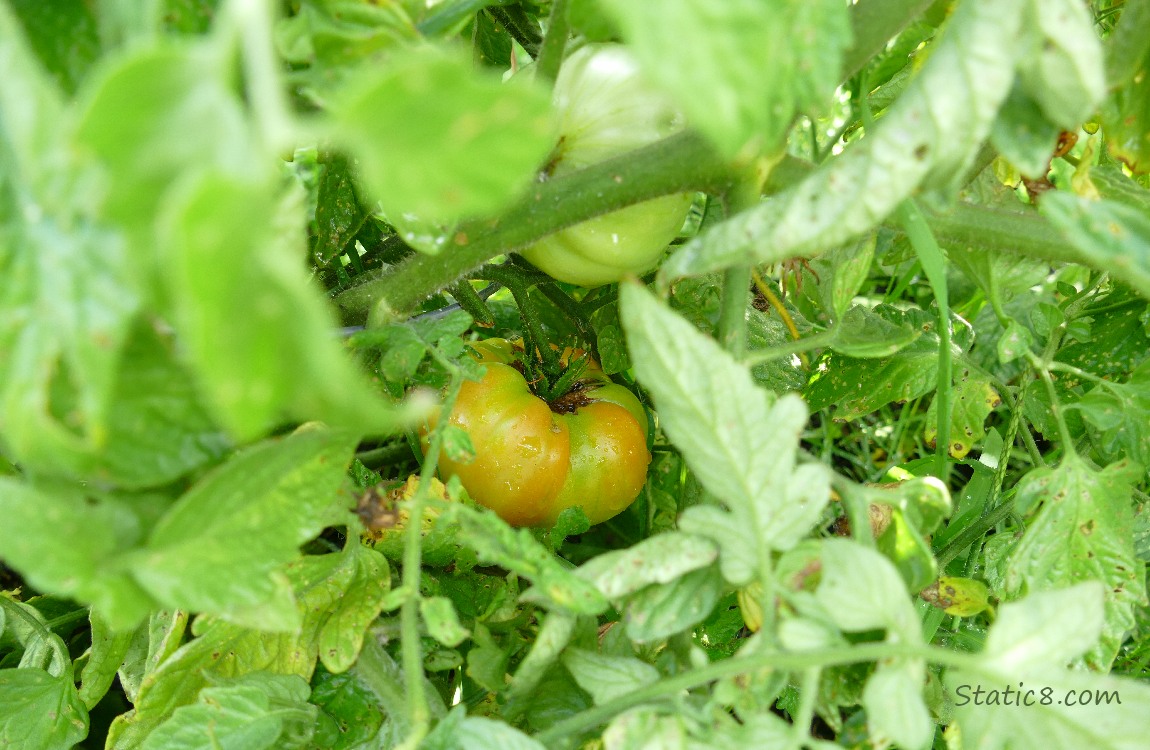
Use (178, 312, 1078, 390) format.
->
(519, 44, 695, 286)
(427, 338, 650, 527)
(4, 1, 1150, 749)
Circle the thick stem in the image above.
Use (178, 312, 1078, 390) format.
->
(337, 131, 733, 324)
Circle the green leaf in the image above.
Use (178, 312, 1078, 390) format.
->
(309, 666, 385, 750)
(162, 172, 405, 440)
(97, 322, 230, 488)
(1040, 193, 1150, 302)
(814, 236, 876, 322)
(561, 648, 660, 706)
(575, 531, 717, 600)
(659, 0, 1027, 278)
(79, 610, 135, 709)
(421, 596, 471, 648)
(7, 0, 101, 95)
(806, 306, 945, 420)
(140, 673, 316, 750)
(333, 45, 553, 225)
(597, 0, 850, 156)
(314, 543, 392, 674)
(313, 154, 370, 266)
(816, 540, 930, 750)
(1016, 0, 1105, 129)
(990, 85, 1063, 179)
(830, 304, 923, 359)
(448, 504, 608, 615)
(0, 481, 158, 631)
(948, 584, 1150, 750)
(622, 565, 725, 643)
(117, 610, 190, 705)
(621, 283, 830, 586)
(1103, 37, 1150, 173)
(107, 551, 378, 748)
(924, 367, 1002, 459)
(127, 428, 356, 623)
(0, 668, 89, 750)
(1071, 360, 1150, 466)
(1004, 457, 1146, 668)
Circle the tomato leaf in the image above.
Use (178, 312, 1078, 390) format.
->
(659, 0, 1028, 279)
(621, 283, 831, 586)
(333, 45, 553, 226)
(562, 649, 660, 706)
(1040, 193, 1150, 302)
(596, 0, 850, 156)
(1004, 457, 1147, 669)
(0, 668, 89, 750)
(127, 428, 357, 623)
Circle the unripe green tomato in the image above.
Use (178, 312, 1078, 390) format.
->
(520, 44, 693, 286)
(425, 339, 651, 527)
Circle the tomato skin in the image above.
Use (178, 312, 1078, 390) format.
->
(520, 44, 693, 287)
(427, 340, 650, 527)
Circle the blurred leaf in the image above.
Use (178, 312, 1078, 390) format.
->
(97, 322, 230, 488)
(576, 531, 717, 600)
(813, 236, 876, 322)
(1005, 457, 1146, 668)
(1016, 0, 1104, 128)
(140, 673, 316, 750)
(621, 283, 830, 586)
(622, 565, 725, 643)
(597, 0, 849, 156)
(128, 428, 356, 623)
(163, 173, 404, 440)
(276, 0, 417, 85)
(0, 481, 158, 631)
(421, 596, 471, 648)
(424, 706, 547, 750)
(0, 668, 89, 750)
(562, 649, 660, 706)
(1041, 194, 1150, 302)
(949, 585, 1150, 750)
(7, 0, 101, 94)
(334, 45, 553, 225)
(990, 85, 1062, 178)
(660, 0, 1027, 278)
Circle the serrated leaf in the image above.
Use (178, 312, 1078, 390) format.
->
(448, 504, 607, 615)
(126, 428, 356, 622)
(163, 172, 405, 441)
(1004, 458, 1146, 668)
(948, 585, 1150, 750)
(562, 649, 660, 706)
(597, 0, 850, 156)
(0, 668, 89, 750)
(621, 283, 830, 586)
(140, 673, 316, 750)
(107, 551, 377, 748)
(575, 531, 717, 600)
(79, 610, 134, 709)
(309, 666, 385, 750)
(660, 0, 1027, 279)
(1041, 193, 1150, 302)
(333, 45, 553, 225)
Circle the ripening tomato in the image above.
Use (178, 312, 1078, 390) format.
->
(426, 339, 651, 527)
(520, 44, 694, 286)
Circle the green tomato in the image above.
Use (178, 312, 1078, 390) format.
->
(520, 44, 693, 286)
